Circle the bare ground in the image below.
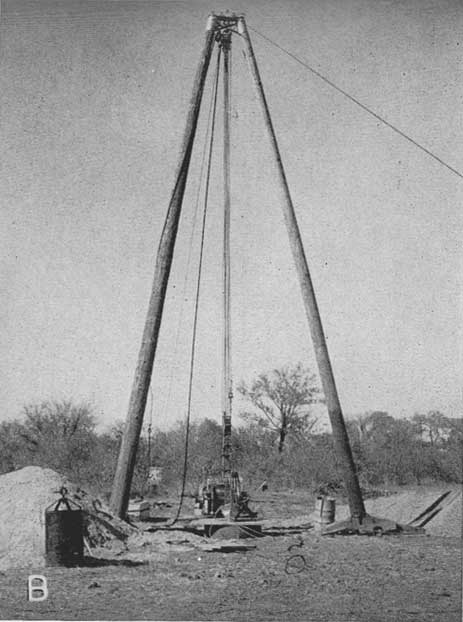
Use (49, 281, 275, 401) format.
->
(1, 532, 461, 619)
(0, 485, 461, 621)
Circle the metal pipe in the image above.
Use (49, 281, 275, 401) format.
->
(221, 32, 233, 484)
(238, 16, 366, 521)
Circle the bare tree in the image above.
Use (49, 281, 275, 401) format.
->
(412, 411, 455, 446)
(20, 400, 96, 479)
(237, 363, 322, 453)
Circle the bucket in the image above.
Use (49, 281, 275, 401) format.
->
(314, 496, 336, 525)
(45, 489, 83, 567)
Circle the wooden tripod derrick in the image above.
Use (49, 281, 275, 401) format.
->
(110, 13, 414, 535)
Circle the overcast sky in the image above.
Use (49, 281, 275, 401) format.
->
(1, 0, 461, 432)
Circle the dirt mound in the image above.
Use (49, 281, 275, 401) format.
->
(0, 466, 134, 570)
(422, 490, 462, 537)
(334, 488, 462, 537)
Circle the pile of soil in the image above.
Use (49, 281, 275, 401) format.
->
(334, 488, 462, 537)
(422, 490, 462, 537)
(0, 466, 134, 570)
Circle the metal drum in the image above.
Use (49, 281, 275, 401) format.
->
(45, 487, 83, 567)
(314, 496, 336, 525)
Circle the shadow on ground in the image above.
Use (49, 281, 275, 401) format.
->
(79, 556, 147, 568)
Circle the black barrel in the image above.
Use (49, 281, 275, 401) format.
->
(45, 507, 84, 566)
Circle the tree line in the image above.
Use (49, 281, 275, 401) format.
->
(0, 364, 461, 498)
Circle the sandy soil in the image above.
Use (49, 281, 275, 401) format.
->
(0, 471, 461, 621)
(1, 532, 460, 621)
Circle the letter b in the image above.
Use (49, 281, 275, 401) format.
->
(28, 575, 48, 602)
